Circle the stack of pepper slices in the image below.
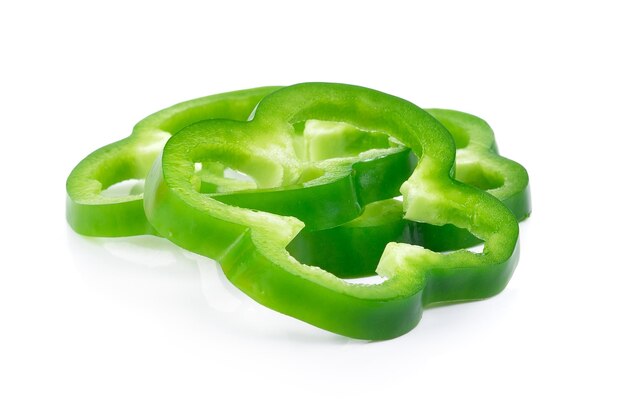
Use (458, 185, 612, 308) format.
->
(66, 83, 530, 340)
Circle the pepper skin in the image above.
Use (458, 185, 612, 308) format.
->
(66, 89, 530, 239)
(288, 109, 531, 276)
(143, 83, 520, 339)
(66, 87, 280, 236)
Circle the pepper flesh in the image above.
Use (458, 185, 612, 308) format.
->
(66, 88, 529, 240)
(143, 83, 520, 339)
(66, 87, 280, 236)
(288, 109, 531, 276)
(428, 108, 530, 221)
(66, 87, 412, 235)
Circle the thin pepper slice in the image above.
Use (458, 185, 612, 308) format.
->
(66, 87, 280, 237)
(66, 88, 529, 242)
(66, 86, 413, 235)
(427, 108, 531, 220)
(288, 109, 531, 276)
(143, 83, 520, 339)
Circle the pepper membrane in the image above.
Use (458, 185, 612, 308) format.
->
(66, 88, 530, 241)
(143, 83, 521, 339)
(289, 108, 531, 276)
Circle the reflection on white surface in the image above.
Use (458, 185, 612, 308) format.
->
(67, 229, 349, 344)
(101, 238, 177, 267)
(66, 226, 510, 346)
(186, 252, 244, 313)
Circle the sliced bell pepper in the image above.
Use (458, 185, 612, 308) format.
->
(66, 86, 412, 235)
(427, 108, 531, 221)
(289, 109, 531, 277)
(66, 87, 280, 237)
(143, 82, 520, 339)
(66, 88, 529, 238)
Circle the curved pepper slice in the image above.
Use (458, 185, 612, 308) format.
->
(427, 108, 531, 220)
(66, 87, 529, 238)
(66, 87, 280, 237)
(288, 109, 531, 276)
(143, 82, 520, 339)
(66, 86, 412, 235)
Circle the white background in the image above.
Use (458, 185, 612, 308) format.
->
(1, 1, 624, 399)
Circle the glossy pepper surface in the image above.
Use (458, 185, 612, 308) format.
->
(66, 87, 280, 236)
(142, 83, 520, 339)
(289, 108, 531, 277)
(66, 88, 530, 242)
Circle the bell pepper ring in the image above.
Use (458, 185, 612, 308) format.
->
(66, 88, 530, 242)
(66, 87, 281, 237)
(289, 108, 531, 277)
(143, 82, 520, 340)
(427, 108, 530, 221)
(66, 86, 412, 235)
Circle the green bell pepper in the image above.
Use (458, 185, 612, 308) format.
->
(288, 109, 531, 277)
(66, 86, 412, 235)
(428, 108, 530, 221)
(66, 87, 281, 237)
(66, 88, 529, 240)
(143, 83, 520, 339)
